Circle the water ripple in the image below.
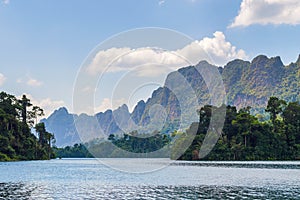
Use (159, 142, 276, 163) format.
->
(1, 183, 300, 199)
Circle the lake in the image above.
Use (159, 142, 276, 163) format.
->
(1, 159, 300, 199)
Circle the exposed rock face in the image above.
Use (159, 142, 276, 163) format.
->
(43, 55, 300, 147)
(41, 107, 80, 147)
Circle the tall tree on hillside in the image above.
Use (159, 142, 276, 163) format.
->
(282, 102, 300, 158)
(0, 92, 56, 161)
(265, 97, 286, 132)
(28, 106, 44, 126)
(232, 107, 256, 148)
(19, 95, 32, 124)
(35, 122, 55, 159)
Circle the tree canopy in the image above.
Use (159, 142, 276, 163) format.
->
(173, 97, 300, 160)
(0, 91, 55, 161)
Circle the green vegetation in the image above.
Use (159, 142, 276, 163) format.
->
(55, 132, 171, 158)
(174, 97, 300, 160)
(53, 143, 93, 158)
(52, 96, 300, 161)
(0, 92, 55, 161)
(108, 131, 171, 153)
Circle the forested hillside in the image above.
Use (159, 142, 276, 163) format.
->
(173, 97, 300, 160)
(0, 92, 55, 161)
(43, 55, 300, 147)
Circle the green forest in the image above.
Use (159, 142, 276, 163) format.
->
(57, 97, 300, 161)
(55, 132, 171, 158)
(0, 92, 55, 161)
(2, 91, 299, 161)
(174, 97, 300, 160)
(53, 143, 92, 158)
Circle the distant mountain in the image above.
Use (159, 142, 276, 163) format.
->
(41, 107, 80, 147)
(43, 55, 300, 147)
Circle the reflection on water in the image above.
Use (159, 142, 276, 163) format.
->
(172, 161, 300, 169)
(1, 183, 300, 199)
(0, 183, 36, 200)
(0, 159, 300, 199)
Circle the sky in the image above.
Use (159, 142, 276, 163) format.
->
(0, 0, 300, 117)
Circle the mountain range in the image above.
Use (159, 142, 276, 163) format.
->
(42, 54, 300, 147)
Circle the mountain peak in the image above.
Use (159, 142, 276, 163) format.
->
(251, 55, 283, 68)
(135, 100, 146, 108)
(43, 54, 300, 147)
(196, 60, 217, 68)
(44, 107, 70, 122)
(197, 60, 210, 65)
(251, 55, 268, 64)
(272, 56, 284, 66)
(50, 107, 69, 116)
(296, 54, 300, 65)
(116, 104, 129, 112)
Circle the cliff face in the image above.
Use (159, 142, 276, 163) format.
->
(41, 107, 80, 147)
(222, 55, 285, 111)
(43, 55, 300, 147)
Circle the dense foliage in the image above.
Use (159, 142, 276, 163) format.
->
(108, 131, 171, 153)
(174, 97, 300, 160)
(0, 92, 55, 161)
(53, 96, 300, 161)
(55, 132, 171, 158)
(53, 143, 92, 158)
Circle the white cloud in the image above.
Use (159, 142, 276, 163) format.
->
(87, 47, 131, 74)
(17, 76, 43, 87)
(86, 31, 247, 77)
(158, 0, 165, 6)
(2, 0, 10, 5)
(95, 98, 127, 113)
(176, 31, 247, 66)
(87, 47, 189, 76)
(21, 94, 65, 118)
(27, 78, 43, 87)
(0, 73, 6, 86)
(230, 0, 300, 27)
(133, 63, 173, 77)
(96, 98, 112, 112)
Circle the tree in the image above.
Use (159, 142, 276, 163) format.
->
(282, 102, 300, 158)
(232, 107, 256, 148)
(108, 134, 115, 142)
(35, 122, 55, 159)
(28, 106, 44, 127)
(19, 95, 32, 124)
(265, 97, 286, 131)
(0, 92, 55, 161)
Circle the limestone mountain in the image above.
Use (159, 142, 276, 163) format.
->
(43, 55, 300, 147)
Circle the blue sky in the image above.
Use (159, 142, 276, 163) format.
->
(0, 0, 300, 116)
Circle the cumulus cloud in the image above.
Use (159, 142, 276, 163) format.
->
(87, 47, 187, 76)
(2, 0, 10, 5)
(86, 31, 247, 76)
(0, 73, 6, 86)
(177, 31, 247, 66)
(230, 0, 300, 27)
(27, 78, 43, 87)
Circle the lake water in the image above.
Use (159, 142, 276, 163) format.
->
(1, 159, 300, 199)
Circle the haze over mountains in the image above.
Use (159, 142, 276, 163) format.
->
(42, 55, 300, 147)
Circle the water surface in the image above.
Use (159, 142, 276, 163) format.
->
(1, 159, 300, 199)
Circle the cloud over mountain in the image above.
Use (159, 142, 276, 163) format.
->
(86, 31, 247, 76)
